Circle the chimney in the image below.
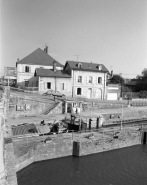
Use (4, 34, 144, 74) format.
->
(53, 60, 57, 72)
(17, 58, 19, 62)
(111, 70, 113, 77)
(44, 45, 48, 54)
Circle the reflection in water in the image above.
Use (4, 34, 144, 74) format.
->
(17, 145, 147, 185)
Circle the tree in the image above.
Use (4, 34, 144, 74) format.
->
(142, 68, 147, 77)
(109, 74, 125, 85)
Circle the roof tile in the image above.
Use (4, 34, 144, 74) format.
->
(17, 48, 63, 67)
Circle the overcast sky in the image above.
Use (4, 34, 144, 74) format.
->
(1, 0, 147, 78)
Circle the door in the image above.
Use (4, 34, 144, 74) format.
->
(107, 93, 118, 100)
(95, 89, 102, 99)
(87, 88, 92, 98)
(40, 83, 44, 92)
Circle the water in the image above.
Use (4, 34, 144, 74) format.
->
(17, 145, 147, 185)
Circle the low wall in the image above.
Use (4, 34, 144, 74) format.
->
(73, 129, 142, 156)
(15, 139, 73, 172)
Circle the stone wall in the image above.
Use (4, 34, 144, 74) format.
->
(5, 143, 18, 185)
(73, 128, 142, 156)
(15, 139, 73, 172)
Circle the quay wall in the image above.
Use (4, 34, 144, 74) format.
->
(13, 127, 147, 172)
(15, 139, 73, 172)
(73, 132, 141, 157)
(4, 126, 147, 185)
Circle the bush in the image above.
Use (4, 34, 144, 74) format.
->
(4, 137, 12, 144)
(139, 91, 147, 98)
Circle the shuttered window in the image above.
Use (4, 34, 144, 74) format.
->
(47, 82, 51, 89)
(98, 77, 102, 84)
(25, 66, 29, 73)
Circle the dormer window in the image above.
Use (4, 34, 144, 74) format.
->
(77, 63, 82, 68)
(98, 65, 102, 70)
(97, 65, 102, 70)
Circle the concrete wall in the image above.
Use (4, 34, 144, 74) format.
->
(15, 140, 73, 172)
(83, 101, 127, 111)
(8, 93, 53, 118)
(5, 127, 147, 185)
(0, 104, 5, 184)
(73, 129, 142, 156)
(5, 143, 18, 185)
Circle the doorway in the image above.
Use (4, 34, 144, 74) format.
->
(87, 88, 92, 98)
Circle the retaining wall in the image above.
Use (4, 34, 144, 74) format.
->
(15, 139, 73, 172)
(73, 129, 142, 156)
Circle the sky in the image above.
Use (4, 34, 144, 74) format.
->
(1, 0, 147, 78)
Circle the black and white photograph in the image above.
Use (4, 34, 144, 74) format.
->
(0, 0, 147, 185)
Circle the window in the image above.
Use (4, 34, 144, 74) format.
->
(98, 77, 102, 84)
(77, 76, 82, 83)
(89, 76, 93, 83)
(25, 66, 30, 73)
(61, 83, 65, 90)
(77, 88, 82, 95)
(25, 81, 29, 87)
(77, 63, 82, 68)
(47, 82, 51, 89)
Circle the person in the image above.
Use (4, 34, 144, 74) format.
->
(72, 106, 76, 114)
(40, 120, 45, 126)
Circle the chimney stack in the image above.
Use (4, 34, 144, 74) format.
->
(44, 45, 48, 54)
(111, 70, 113, 77)
(53, 60, 57, 72)
(17, 58, 19, 62)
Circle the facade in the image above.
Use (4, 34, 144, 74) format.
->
(29, 60, 109, 99)
(16, 46, 63, 87)
(64, 61, 109, 99)
(30, 61, 72, 96)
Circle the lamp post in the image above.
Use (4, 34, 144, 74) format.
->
(120, 73, 122, 98)
(120, 104, 123, 130)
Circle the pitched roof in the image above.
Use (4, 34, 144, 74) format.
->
(16, 48, 63, 67)
(64, 61, 109, 72)
(35, 68, 71, 78)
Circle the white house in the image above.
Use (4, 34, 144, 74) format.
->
(16, 46, 63, 87)
(64, 61, 109, 99)
(30, 60, 72, 96)
(30, 60, 109, 99)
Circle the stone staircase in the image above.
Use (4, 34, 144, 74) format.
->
(40, 102, 60, 115)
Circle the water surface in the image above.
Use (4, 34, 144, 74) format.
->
(17, 145, 147, 185)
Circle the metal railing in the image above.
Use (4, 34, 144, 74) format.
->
(121, 92, 147, 99)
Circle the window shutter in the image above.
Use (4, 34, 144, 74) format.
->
(60, 83, 63, 90)
(96, 77, 98, 84)
(29, 66, 31, 73)
(64, 82, 66, 90)
(22, 66, 25, 72)
(92, 77, 94, 84)
(44, 82, 46, 90)
(86, 76, 89, 84)
(75, 76, 78, 83)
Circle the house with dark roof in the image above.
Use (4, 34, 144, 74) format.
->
(63, 61, 109, 99)
(16, 46, 63, 87)
(29, 60, 72, 96)
(29, 60, 109, 99)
